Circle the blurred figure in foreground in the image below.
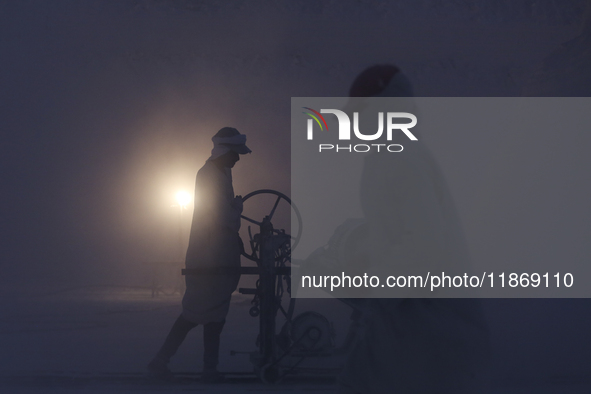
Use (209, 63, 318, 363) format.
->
(323, 65, 491, 393)
(148, 127, 251, 382)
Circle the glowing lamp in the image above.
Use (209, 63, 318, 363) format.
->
(175, 190, 191, 208)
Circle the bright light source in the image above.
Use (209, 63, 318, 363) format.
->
(175, 190, 191, 207)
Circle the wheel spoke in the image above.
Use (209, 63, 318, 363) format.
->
(241, 215, 262, 226)
(268, 195, 282, 221)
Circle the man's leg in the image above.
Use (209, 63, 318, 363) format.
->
(148, 314, 197, 378)
(202, 320, 225, 381)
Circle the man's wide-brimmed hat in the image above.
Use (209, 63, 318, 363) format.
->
(208, 127, 251, 160)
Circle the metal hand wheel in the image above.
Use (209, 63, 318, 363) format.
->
(240, 189, 303, 262)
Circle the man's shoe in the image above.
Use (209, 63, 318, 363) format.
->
(147, 359, 174, 382)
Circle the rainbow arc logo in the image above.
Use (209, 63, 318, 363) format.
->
(302, 107, 329, 131)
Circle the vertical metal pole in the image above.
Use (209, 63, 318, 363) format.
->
(258, 216, 276, 367)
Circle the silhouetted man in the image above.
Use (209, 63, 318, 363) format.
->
(148, 127, 251, 382)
